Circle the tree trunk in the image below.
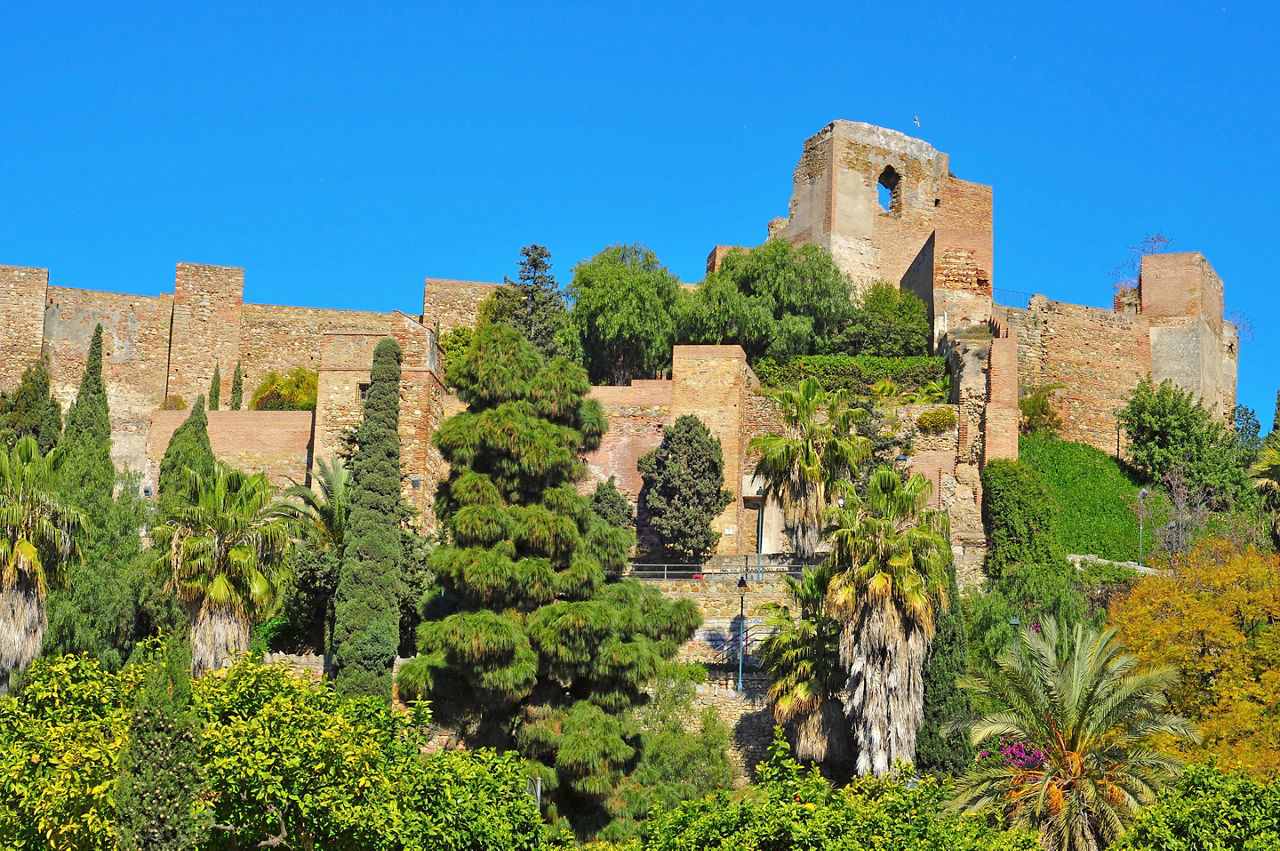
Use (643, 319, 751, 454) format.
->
(0, 582, 46, 683)
(792, 699, 850, 767)
(190, 603, 250, 676)
(841, 600, 929, 776)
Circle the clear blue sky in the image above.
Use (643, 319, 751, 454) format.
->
(3, 1, 1276, 425)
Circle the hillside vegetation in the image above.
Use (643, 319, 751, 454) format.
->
(1019, 434, 1143, 562)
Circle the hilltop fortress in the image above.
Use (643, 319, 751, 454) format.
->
(0, 121, 1237, 583)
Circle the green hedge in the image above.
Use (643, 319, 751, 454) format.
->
(754, 354, 945, 395)
(1019, 434, 1144, 562)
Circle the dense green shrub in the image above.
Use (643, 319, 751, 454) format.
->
(229, 361, 243, 410)
(333, 339, 403, 700)
(1020, 434, 1145, 562)
(0, 358, 62, 451)
(0, 650, 548, 850)
(915, 407, 957, 434)
(826, 279, 931, 357)
(979, 459, 1065, 578)
(1116, 762, 1280, 850)
(754, 354, 946, 396)
(638, 415, 733, 562)
(591, 476, 634, 532)
(250, 367, 318, 411)
(916, 559, 974, 777)
(1018, 383, 1063, 437)
(207, 363, 221, 411)
(636, 733, 1036, 850)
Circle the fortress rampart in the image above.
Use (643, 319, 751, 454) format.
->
(0, 120, 1239, 582)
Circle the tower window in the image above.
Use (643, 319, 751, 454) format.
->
(877, 165, 902, 215)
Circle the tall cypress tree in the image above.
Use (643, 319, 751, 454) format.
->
(332, 339, 403, 699)
(208, 363, 221, 411)
(114, 639, 208, 849)
(158, 395, 215, 499)
(46, 325, 178, 669)
(229, 361, 243, 411)
(915, 557, 975, 777)
(638, 414, 733, 562)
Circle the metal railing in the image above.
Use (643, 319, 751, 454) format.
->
(993, 287, 1034, 310)
(709, 624, 762, 669)
(627, 562, 809, 581)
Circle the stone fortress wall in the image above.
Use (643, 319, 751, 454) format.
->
(0, 119, 1238, 582)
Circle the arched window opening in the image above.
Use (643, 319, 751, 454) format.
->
(877, 165, 901, 215)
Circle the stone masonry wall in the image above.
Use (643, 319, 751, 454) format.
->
(167, 263, 244, 406)
(1005, 296, 1152, 453)
(421, 278, 500, 333)
(43, 287, 174, 473)
(0, 266, 48, 388)
(146, 410, 314, 488)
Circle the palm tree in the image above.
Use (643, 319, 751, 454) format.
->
(826, 466, 949, 776)
(950, 618, 1198, 851)
(749, 378, 871, 558)
(272, 455, 351, 549)
(756, 562, 848, 766)
(1249, 444, 1280, 540)
(152, 463, 294, 675)
(0, 437, 84, 693)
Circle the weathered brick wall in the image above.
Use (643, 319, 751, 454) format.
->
(0, 266, 48, 388)
(43, 287, 174, 473)
(1005, 296, 1152, 453)
(420, 278, 499, 333)
(585, 381, 671, 501)
(769, 121, 993, 295)
(705, 245, 745, 276)
(933, 246, 993, 340)
(239, 303, 392, 404)
(167, 263, 244, 406)
(983, 317, 1019, 463)
(146, 410, 314, 488)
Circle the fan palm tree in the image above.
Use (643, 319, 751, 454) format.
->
(749, 378, 871, 559)
(152, 463, 294, 675)
(272, 455, 351, 549)
(950, 618, 1198, 851)
(756, 562, 848, 766)
(1249, 444, 1280, 540)
(826, 466, 950, 776)
(0, 437, 84, 693)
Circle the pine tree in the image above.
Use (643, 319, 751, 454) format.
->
(915, 557, 975, 777)
(490, 244, 568, 360)
(399, 324, 699, 829)
(114, 639, 209, 849)
(159, 395, 215, 499)
(332, 339, 403, 699)
(208, 363, 221, 411)
(638, 415, 733, 563)
(229, 361, 243, 411)
(0, 360, 62, 452)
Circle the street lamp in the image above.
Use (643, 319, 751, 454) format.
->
(737, 575, 748, 692)
(1010, 615, 1020, 652)
(1137, 488, 1149, 566)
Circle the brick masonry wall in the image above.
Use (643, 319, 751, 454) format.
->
(1005, 296, 1153, 453)
(239, 303, 392, 405)
(146, 410, 314, 488)
(0, 266, 48, 388)
(421, 278, 500, 333)
(167, 263, 244, 406)
(43, 287, 174, 473)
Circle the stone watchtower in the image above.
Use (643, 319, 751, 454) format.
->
(765, 120, 996, 343)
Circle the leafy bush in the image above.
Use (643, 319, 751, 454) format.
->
(753, 354, 945, 396)
(827, 280, 931, 358)
(1018, 383, 1063, 437)
(638, 732, 1037, 850)
(250, 368, 318, 411)
(979, 459, 1065, 578)
(1116, 762, 1280, 850)
(915, 407, 957, 434)
(0, 650, 549, 850)
(1020, 434, 1145, 562)
(160, 395, 188, 410)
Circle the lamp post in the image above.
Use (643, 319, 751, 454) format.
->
(1137, 488, 1149, 566)
(1010, 615, 1020, 652)
(737, 575, 747, 692)
(756, 486, 765, 581)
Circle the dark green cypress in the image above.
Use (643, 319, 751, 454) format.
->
(638, 414, 733, 563)
(229, 361, 243, 411)
(114, 640, 209, 849)
(159, 395, 215, 498)
(208, 363, 221, 411)
(332, 339, 404, 699)
(915, 558, 975, 776)
(62, 324, 114, 509)
(591, 476, 634, 531)
(1, 360, 62, 452)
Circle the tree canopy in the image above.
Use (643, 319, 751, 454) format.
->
(566, 243, 681, 385)
(638, 414, 733, 563)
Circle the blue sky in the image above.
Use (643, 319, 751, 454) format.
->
(2, 1, 1276, 423)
